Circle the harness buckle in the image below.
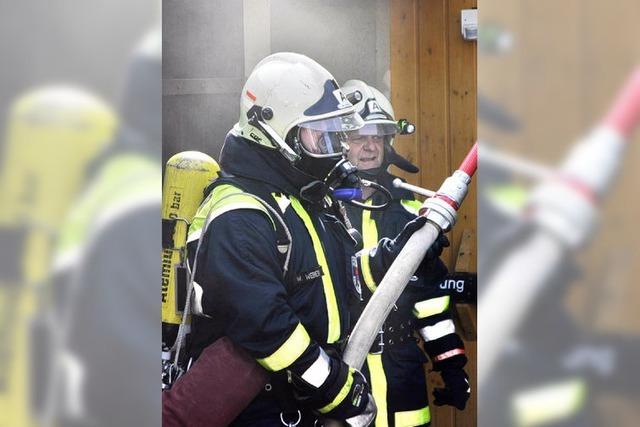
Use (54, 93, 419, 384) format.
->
(370, 327, 385, 355)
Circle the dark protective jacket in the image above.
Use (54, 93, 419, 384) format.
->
(49, 151, 161, 427)
(185, 132, 364, 425)
(345, 171, 466, 427)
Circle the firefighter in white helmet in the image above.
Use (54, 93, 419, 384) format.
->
(180, 53, 438, 426)
(342, 80, 471, 427)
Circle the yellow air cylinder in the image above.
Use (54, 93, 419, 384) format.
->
(0, 86, 116, 427)
(162, 151, 219, 350)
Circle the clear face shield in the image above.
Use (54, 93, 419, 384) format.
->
(346, 122, 398, 143)
(297, 113, 364, 158)
(295, 114, 393, 211)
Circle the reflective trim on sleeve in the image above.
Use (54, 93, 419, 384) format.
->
(257, 322, 311, 372)
(318, 367, 355, 414)
(419, 319, 456, 342)
(290, 197, 341, 344)
(394, 406, 431, 427)
(512, 379, 587, 427)
(413, 296, 450, 319)
(400, 199, 423, 216)
(434, 348, 465, 362)
(360, 250, 377, 293)
(367, 353, 389, 427)
(301, 348, 332, 388)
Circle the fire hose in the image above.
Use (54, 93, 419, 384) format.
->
(343, 142, 478, 371)
(478, 66, 640, 389)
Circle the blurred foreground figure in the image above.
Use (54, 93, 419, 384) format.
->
(478, 67, 640, 426)
(43, 29, 161, 427)
(342, 80, 470, 426)
(0, 86, 116, 427)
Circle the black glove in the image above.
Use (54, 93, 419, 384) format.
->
(425, 233, 449, 261)
(290, 356, 371, 420)
(416, 233, 449, 281)
(433, 369, 470, 411)
(366, 216, 448, 285)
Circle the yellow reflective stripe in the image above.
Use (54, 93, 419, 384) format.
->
(401, 199, 423, 216)
(187, 184, 273, 241)
(486, 184, 529, 212)
(318, 367, 355, 414)
(362, 199, 379, 248)
(394, 406, 431, 427)
(513, 378, 587, 427)
(290, 197, 341, 343)
(360, 200, 379, 292)
(413, 296, 450, 319)
(208, 184, 269, 215)
(256, 322, 311, 371)
(360, 251, 377, 293)
(367, 354, 389, 427)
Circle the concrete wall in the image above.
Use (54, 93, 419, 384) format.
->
(162, 0, 389, 165)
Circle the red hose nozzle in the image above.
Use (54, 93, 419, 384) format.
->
(603, 66, 640, 138)
(458, 142, 478, 177)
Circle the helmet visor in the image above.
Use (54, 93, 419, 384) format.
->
(347, 122, 398, 137)
(298, 113, 364, 158)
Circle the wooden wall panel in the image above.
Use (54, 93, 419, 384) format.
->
(446, 2, 477, 425)
(389, 0, 420, 183)
(417, 0, 453, 268)
(391, 0, 477, 425)
(391, 0, 477, 270)
(447, 0, 477, 277)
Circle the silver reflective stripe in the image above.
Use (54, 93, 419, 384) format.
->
(272, 193, 292, 213)
(52, 246, 81, 274)
(301, 348, 331, 388)
(192, 281, 210, 318)
(419, 319, 455, 342)
(186, 228, 202, 244)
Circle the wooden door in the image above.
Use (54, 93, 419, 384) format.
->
(390, 1, 477, 425)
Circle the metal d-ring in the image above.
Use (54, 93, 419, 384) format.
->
(280, 410, 302, 427)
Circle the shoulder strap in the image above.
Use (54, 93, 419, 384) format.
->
(173, 179, 292, 367)
(188, 178, 291, 273)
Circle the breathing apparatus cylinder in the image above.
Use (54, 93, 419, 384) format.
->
(161, 151, 219, 351)
(0, 86, 117, 427)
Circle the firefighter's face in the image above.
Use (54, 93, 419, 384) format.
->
(346, 134, 384, 171)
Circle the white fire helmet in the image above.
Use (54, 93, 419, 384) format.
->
(235, 52, 364, 163)
(341, 79, 398, 143)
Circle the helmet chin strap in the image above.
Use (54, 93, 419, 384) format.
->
(299, 179, 329, 204)
(246, 105, 301, 163)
